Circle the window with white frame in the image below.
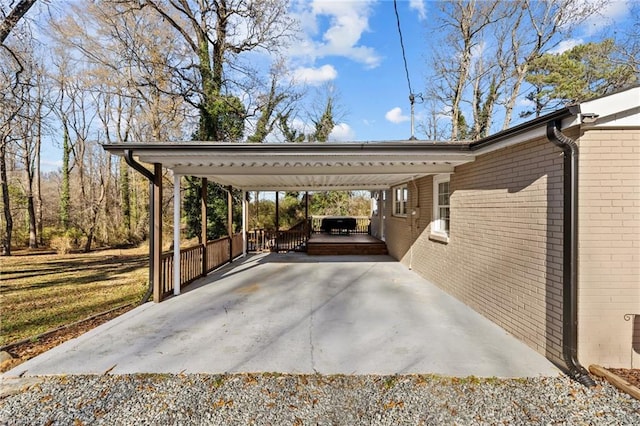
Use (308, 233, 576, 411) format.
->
(393, 184, 408, 216)
(432, 174, 450, 238)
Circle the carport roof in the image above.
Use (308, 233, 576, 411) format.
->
(103, 140, 476, 191)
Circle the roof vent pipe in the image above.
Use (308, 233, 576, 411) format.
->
(545, 121, 596, 387)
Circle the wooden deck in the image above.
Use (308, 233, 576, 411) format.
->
(307, 234, 388, 255)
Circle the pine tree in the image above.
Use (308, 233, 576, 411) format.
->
(524, 39, 637, 116)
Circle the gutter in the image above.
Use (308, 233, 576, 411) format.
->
(103, 141, 474, 154)
(545, 120, 596, 387)
(470, 106, 579, 152)
(124, 149, 155, 304)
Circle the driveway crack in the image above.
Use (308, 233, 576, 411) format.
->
(309, 298, 317, 373)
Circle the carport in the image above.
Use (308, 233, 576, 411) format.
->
(103, 141, 476, 302)
(65, 141, 558, 377)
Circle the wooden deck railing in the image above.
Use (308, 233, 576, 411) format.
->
(273, 229, 307, 252)
(247, 229, 270, 252)
(205, 237, 230, 274)
(160, 233, 243, 299)
(311, 216, 370, 234)
(247, 217, 371, 253)
(179, 244, 204, 286)
(247, 228, 308, 252)
(232, 233, 244, 258)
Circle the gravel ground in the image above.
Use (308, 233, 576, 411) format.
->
(1, 374, 639, 425)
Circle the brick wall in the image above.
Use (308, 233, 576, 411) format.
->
(578, 128, 640, 368)
(384, 129, 640, 368)
(386, 136, 568, 365)
(384, 201, 411, 261)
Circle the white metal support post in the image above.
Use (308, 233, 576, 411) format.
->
(242, 190, 247, 256)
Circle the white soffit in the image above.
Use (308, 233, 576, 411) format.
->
(118, 142, 475, 191)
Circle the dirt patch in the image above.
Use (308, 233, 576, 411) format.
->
(0, 305, 135, 373)
(235, 283, 260, 294)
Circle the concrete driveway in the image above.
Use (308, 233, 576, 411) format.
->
(5, 253, 561, 378)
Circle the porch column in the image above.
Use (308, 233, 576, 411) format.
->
(173, 173, 181, 296)
(305, 191, 309, 237)
(152, 163, 162, 303)
(274, 191, 279, 252)
(275, 191, 279, 231)
(201, 178, 207, 276)
(227, 186, 233, 261)
(380, 190, 385, 241)
(242, 190, 247, 256)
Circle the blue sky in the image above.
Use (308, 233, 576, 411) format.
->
(36, 0, 637, 171)
(285, 0, 428, 141)
(283, 0, 637, 142)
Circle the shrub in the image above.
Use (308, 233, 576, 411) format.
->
(50, 234, 73, 255)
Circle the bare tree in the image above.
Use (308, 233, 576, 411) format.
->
(0, 39, 29, 254)
(0, 0, 37, 43)
(247, 59, 302, 143)
(425, 0, 608, 138)
(47, 43, 99, 244)
(417, 96, 448, 141)
(110, 0, 297, 141)
(308, 83, 347, 142)
(430, 0, 503, 140)
(50, 1, 188, 141)
(499, 0, 605, 129)
(614, 2, 640, 75)
(15, 70, 43, 248)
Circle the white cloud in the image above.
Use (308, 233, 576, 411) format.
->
(385, 107, 410, 124)
(516, 97, 535, 108)
(329, 123, 355, 141)
(471, 40, 486, 62)
(293, 64, 338, 85)
(549, 38, 583, 54)
(409, 0, 427, 21)
(582, 0, 630, 36)
(290, 0, 381, 69)
(291, 117, 309, 132)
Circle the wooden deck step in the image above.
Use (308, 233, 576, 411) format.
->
(307, 242, 388, 256)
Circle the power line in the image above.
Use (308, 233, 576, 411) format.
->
(393, 0, 422, 139)
(393, 0, 413, 96)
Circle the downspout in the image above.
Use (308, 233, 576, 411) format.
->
(124, 149, 155, 304)
(545, 121, 596, 387)
(409, 177, 420, 270)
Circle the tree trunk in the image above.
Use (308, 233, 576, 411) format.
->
(35, 115, 43, 245)
(83, 227, 94, 253)
(83, 186, 105, 253)
(0, 141, 13, 256)
(25, 138, 37, 248)
(60, 124, 71, 230)
(502, 65, 527, 130)
(27, 190, 37, 248)
(447, 1, 477, 141)
(0, 0, 37, 43)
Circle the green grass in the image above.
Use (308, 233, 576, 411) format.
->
(0, 248, 148, 346)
